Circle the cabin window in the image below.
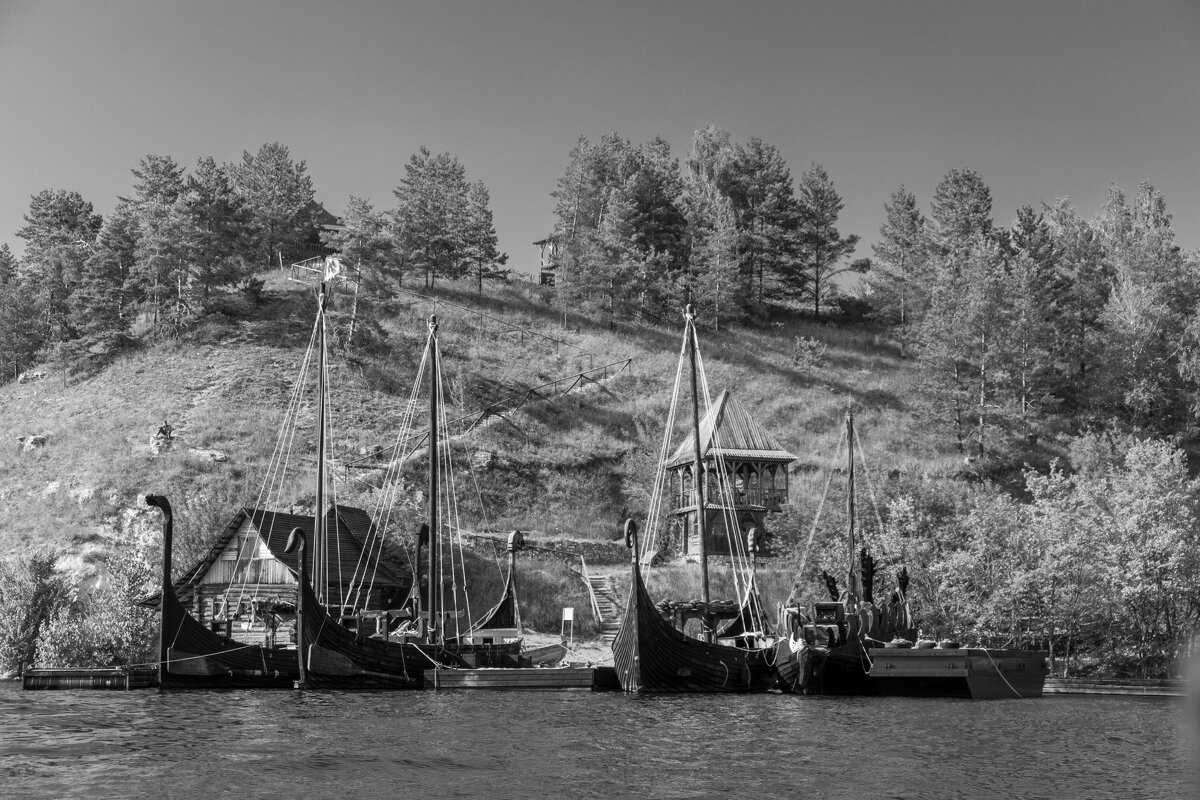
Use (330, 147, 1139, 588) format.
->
(211, 597, 225, 619)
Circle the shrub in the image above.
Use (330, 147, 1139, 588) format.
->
(791, 336, 827, 371)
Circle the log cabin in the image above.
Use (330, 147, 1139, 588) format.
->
(146, 505, 412, 648)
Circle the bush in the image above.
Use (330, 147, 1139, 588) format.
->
(0, 552, 70, 675)
(791, 336, 827, 371)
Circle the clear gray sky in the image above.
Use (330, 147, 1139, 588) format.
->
(2, 0, 1198, 275)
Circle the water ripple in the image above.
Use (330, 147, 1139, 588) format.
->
(0, 684, 1192, 799)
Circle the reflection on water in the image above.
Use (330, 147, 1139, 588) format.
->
(0, 683, 1190, 800)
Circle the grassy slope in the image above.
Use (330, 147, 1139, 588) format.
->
(0, 272, 971, 629)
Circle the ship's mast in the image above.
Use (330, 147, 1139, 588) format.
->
(426, 315, 440, 644)
(314, 282, 327, 605)
(846, 405, 859, 611)
(685, 305, 712, 640)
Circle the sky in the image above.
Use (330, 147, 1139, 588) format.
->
(1, 0, 1198, 279)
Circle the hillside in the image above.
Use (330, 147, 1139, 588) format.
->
(0, 270, 951, 588)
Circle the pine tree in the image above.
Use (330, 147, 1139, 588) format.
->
(71, 203, 139, 355)
(914, 270, 971, 453)
(184, 156, 254, 305)
(0, 244, 15, 285)
(1005, 206, 1064, 422)
(230, 142, 316, 268)
(324, 196, 398, 295)
(870, 186, 928, 327)
(16, 189, 103, 356)
(725, 138, 801, 307)
(550, 132, 637, 308)
(125, 157, 195, 331)
(1043, 199, 1110, 410)
(792, 163, 860, 318)
(392, 147, 471, 288)
(928, 168, 994, 261)
(129, 154, 185, 206)
(1002, 252, 1057, 427)
(463, 181, 508, 295)
(681, 126, 740, 328)
(0, 246, 42, 381)
(913, 224, 1010, 457)
(1095, 183, 1190, 431)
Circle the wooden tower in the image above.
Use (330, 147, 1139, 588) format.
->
(665, 389, 796, 558)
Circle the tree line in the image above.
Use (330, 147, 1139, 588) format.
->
(549, 127, 863, 329)
(868, 170, 1200, 460)
(0, 143, 506, 383)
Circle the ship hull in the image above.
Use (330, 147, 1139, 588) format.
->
(297, 582, 521, 689)
(160, 583, 298, 689)
(612, 564, 773, 694)
(868, 648, 1047, 699)
(774, 640, 1047, 699)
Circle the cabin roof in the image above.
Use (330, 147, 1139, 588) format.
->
(175, 504, 409, 591)
(308, 200, 342, 228)
(665, 389, 796, 469)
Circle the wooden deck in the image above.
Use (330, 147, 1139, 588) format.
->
(1043, 677, 1185, 697)
(22, 668, 159, 690)
(424, 666, 619, 691)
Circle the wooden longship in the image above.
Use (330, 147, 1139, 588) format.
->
(774, 409, 1048, 699)
(612, 305, 775, 693)
(613, 522, 773, 693)
(288, 542, 522, 690)
(148, 495, 299, 689)
(291, 307, 522, 689)
(289, 537, 524, 689)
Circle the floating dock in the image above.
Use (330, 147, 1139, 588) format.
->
(424, 666, 619, 691)
(1043, 677, 1184, 697)
(22, 667, 159, 690)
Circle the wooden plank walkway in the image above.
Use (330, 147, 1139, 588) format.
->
(23, 668, 159, 690)
(425, 666, 619, 691)
(1043, 677, 1184, 697)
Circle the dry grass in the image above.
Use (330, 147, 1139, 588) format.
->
(449, 547, 598, 636)
(0, 272, 941, 600)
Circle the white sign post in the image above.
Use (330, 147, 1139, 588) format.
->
(561, 607, 574, 646)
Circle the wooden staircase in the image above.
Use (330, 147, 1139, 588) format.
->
(587, 575, 623, 646)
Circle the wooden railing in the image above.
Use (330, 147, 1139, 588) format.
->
(676, 486, 787, 509)
(579, 555, 604, 624)
(395, 286, 604, 367)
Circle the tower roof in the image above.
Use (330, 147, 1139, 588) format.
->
(664, 389, 796, 469)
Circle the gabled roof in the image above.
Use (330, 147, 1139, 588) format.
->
(177, 505, 409, 591)
(665, 389, 796, 469)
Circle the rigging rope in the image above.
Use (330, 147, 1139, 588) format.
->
(783, 425, 847, 608)
(227, 305, 322, 613)
(352, 339, 429, 612)
(641, 330, 687, 560)
(851, 424, 900, 582)
(692, 334, 758, 628)
(437, 346, 473, 640)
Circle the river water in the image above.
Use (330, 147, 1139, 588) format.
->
(0, 682, 1192, 800)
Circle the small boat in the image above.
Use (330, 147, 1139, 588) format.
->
(611, 305, 774, 693)
(147, 495, 298, 689)
(776, 408, 1048, 698)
